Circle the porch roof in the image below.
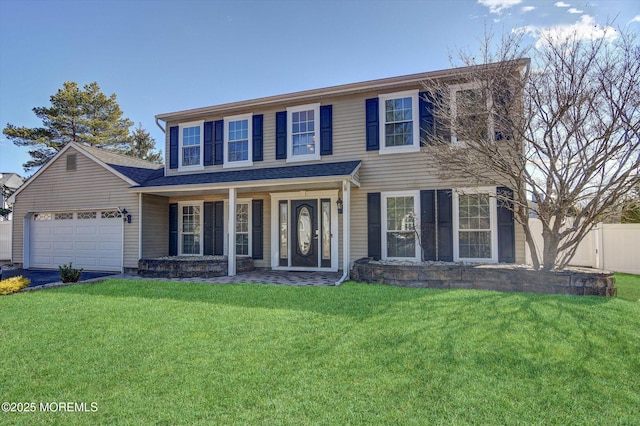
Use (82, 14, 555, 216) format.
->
(130, 160, 361, 194)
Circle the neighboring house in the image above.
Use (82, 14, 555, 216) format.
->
(1, 172, 24, 221)
(10, 61, 526, 274)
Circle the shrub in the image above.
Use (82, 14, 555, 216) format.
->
(0, 276, 30, 295)
(59, 262, 83, 283)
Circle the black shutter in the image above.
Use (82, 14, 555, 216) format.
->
(437, 189, 453, 261)
(214, 120, 223, 165)
(213, 201, 224, 256)
(367, 192, 382, 260)
(203, 202, 214, 255)
(252, 200, 263, 259)
(275, 111, 287, 160)
(203, 121, 214, 166)
(497, 187, 516, 263)
(169, 126, 179, 169)
(419, 92, 434, 147)
(253, 114, 263, 162)
(320, 104, 332, 155)
(169, 203, 178, 256)
(493, 86, 513, 141)
(365, 98, 379, 151)
(420, 190, 436, 261)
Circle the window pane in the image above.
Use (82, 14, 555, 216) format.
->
(236, 204, 248, 233)
(387, 232, 415, 258)
(291, 108, 316, 156)
(236, 234, 248, 256)
(322, 201, 331, 260)
(385, 122, 413, 147)
(183, 146, 200, 166)
(459, 231, 491, 258)
(279, 202, 288, 259)
(386, 196, 414, 231)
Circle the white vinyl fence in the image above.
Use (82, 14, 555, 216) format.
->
(0, 221, 11, 261)
(526, 219, 640, 275)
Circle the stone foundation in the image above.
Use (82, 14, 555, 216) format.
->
(138, 256, 254, 278)
(350, 258, 616, 296)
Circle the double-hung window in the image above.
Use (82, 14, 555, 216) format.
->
(179, 121, 203, 170)
(379, 90, 420, 154)
(287, 103, 320, 162)
(224, 113, 253, 168)
(382, 191, 420, 260)
(235, 202, 250, 256)
(450, 82, 492, 145)
(180, 203, 202, 255)
(453, 188, 498, 262)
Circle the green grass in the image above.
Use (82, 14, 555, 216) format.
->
(615, 273, 640, 302)
(1, 279, 639, 425)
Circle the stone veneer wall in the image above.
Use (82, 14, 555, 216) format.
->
(350, 258, 616, 296)
(138, 256, 254, 278)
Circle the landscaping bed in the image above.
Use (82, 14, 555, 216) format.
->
(351, 257, 616, 296)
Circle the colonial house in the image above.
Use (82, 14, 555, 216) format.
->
(9, 61, 526, 278)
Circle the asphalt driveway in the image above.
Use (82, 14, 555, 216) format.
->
(1, 268, 117, 287)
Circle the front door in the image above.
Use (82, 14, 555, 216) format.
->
(291, 200, 318, 267)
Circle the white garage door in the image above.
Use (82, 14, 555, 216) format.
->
(30, 210, 123, 271)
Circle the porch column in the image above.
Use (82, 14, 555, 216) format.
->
(342, 179, 351, 279)
(228, 188, 237, 276)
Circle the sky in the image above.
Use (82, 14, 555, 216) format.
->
(1, 0, 638, 176)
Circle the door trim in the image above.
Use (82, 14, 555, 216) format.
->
(270, 190, 339, 271)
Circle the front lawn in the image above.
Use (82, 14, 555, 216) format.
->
(1, 280, 639, 424)
(615, 272, 640, 302)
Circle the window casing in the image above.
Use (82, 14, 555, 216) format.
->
(224, 113, 253, 168)
(179, 121, 204, 171)
(382, 191, 420, 260)
(379, 90, 420, 154)
(450, 82, 493, 146)
(224, 199, 252, 257)
(452, 188, 498, 262)
(179, 203, 202, 256)
(287, 103, 321, 162)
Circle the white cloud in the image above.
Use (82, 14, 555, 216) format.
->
(522, 6, 535, 12)
(567, 8, 583, 14)
(477, 0, 522, 14)
(515, 15, 617, 47)
(554, 1, 570, 7)
(630, 15, 640, 23)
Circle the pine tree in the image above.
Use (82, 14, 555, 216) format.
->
(3, 82, 135, 171)
(127, 123, 163, 164)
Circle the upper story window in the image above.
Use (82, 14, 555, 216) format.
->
(224, 114, 253, 168)
(450, 82, 492, 145)
(179, 121, 203, 171)
(287, 103, 320, 162)
(379, 90, 420, 154)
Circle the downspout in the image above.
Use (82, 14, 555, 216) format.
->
(155, 117, 165, 134)
(335, 179, 351, 286)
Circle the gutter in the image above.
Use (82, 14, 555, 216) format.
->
(155, 117, 165, 134)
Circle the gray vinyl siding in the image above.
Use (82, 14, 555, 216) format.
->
(11, 147, 141, 268)
(163, 84, 526, 265)
(141, 194, 169, 258)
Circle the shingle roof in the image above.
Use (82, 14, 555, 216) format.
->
(135, 160, 361, 188)
(81, 144, 163, 171)
(107, 164, 165, 185)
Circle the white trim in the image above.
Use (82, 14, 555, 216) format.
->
(178, 201, 204, 256)
(341, 179, 351, 280)
(138, 193, 142, 260)
(381, 190, 421, 261)
(452, 187, 498, 263)
(223, 113, 253, 169)
(269, 189, 339, 271)
(449, 81, 493, 146)
(378, 90, 421, 155)
(178, 120, 204, 172)
(228, 188, 237, 276)
(286, 103, 321, 163)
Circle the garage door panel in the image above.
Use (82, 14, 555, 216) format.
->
(30, 213, 123, 272)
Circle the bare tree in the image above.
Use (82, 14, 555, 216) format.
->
(421, 28, 640, 270)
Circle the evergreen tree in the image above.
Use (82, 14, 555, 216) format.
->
(3, 82, 134, 171)
(127, 123, 163, 164)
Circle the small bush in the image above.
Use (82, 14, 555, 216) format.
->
(0, 276, 30, 295)
(59, 262, 83, 283)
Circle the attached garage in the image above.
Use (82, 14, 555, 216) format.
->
(29, 210, 123, 271)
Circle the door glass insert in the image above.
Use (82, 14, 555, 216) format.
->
(298, 206, 312, 255)
(321, 200, 331, 261)
(279, 201, 288, 263)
